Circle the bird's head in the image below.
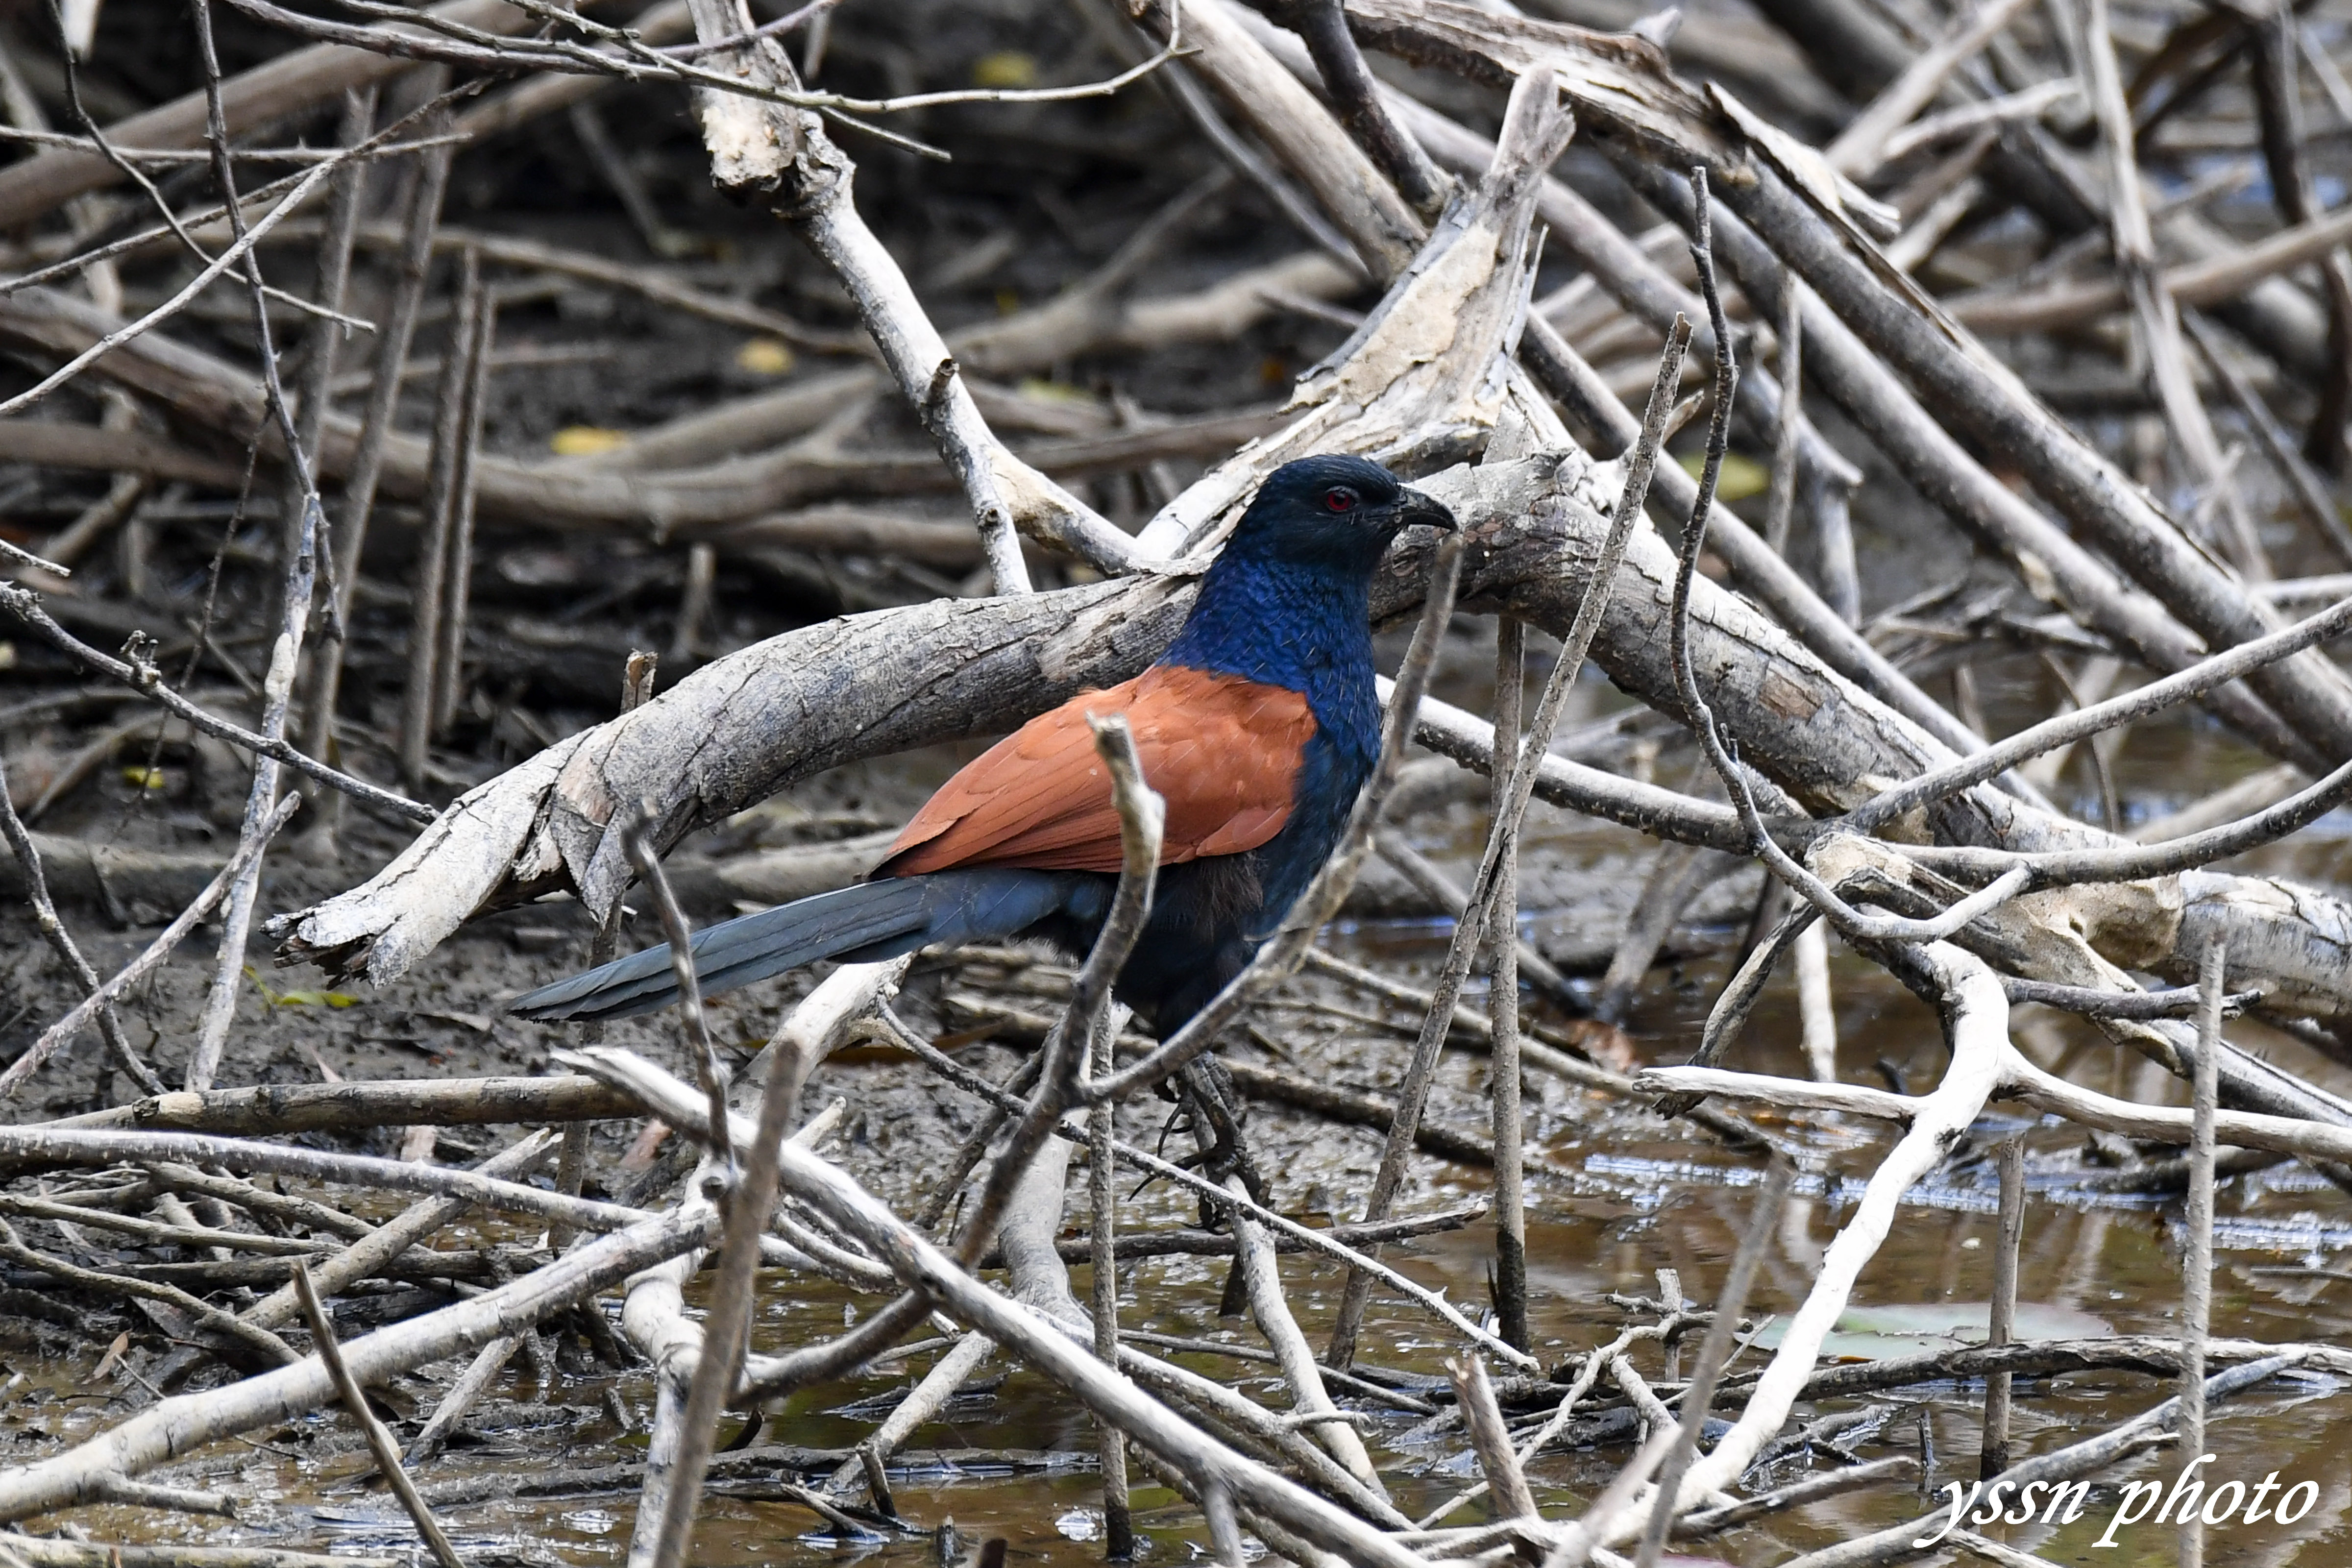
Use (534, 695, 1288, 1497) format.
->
(1223, 454, 1456, 572)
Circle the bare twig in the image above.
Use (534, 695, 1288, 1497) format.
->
(1979, 1136, 2025, 1478)
(291, 1265, 469, 1568)
(0, 791, 299, 1100)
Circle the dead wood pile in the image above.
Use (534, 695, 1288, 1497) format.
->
(5, 0, 2352, 1561)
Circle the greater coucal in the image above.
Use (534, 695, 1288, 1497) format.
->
(509, 454, 1455, 1031)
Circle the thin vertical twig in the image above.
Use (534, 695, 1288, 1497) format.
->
(2180, 939, 2224, 1568)
(291, 1265, 470, 1568)
(1763, 280, 1804, 558)
(949, 715, 1162, 1273)
(284, 84, 375, 649)
(1980, 1136, 2025, 1478)
(2079, 0, 2266, 577)
(641, 961, 808, 1568)
(668, 543, 717, 669)
(1794, 922, 1838, 1082)
(1634, 1159, 1793, 1567)
(431, 265, 496, 736)
(302, 104, 456, 831)
(623, 810, 733, 1175)
(1088, 1025, 1133, 1558)
(400, 247, 484, 790)
(1488, 616, 1530, 1353)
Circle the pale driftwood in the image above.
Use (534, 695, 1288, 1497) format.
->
(1637, 943, 2007, 1527)
(0, 1207, 713, 1523)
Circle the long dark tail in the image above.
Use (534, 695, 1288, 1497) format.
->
(508, 870, 1097, 1023)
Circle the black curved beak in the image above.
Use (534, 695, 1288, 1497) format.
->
(1394, 487, 1456, 533)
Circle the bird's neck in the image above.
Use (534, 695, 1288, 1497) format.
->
(1161, 552, 1378, 721)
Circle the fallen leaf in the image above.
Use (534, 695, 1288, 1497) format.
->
(1678, 450, 1769, 501)
(551, 425, 629, 456)
(735, 338, 793, 375)
(272, 989, 362, 1009)
(971, 50, 1036, 88)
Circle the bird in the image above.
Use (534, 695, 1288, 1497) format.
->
(508, 454, 1456, 1032)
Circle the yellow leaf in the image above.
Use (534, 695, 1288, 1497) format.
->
(735, 338, 793, 375)
(551, 426, 629, 457)
(0, 641, 14, 671)
(971, 50, 1037, 88)
(273, 989, 362, 1008)
(243, 965, 283, 1006)
(1678, 450, 1770, 501)
(1015, 376, 1092, 405)
(120, 766, 166, 790)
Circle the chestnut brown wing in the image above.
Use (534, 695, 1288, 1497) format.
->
(878, 665, 1316, 877)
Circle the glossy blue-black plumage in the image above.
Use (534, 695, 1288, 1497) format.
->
(509, 454, 1451, 1029)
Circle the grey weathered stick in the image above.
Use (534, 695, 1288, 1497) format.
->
(2180, 939, 2224, 1568)
(244, 1130, 558, 1331)
(1448, 1353, 1538, 1520)
(1291, 0, 1449, 219)
(2079, 0, 2264, 580)
(406, 1331, 522, 1462)
(281, 83, 374, 647)
(676, 0, 1129, 583)
(292, 1264, 469, 1568)
(1635, 1158, 1792, 1567)
(0, 1205, 707, 1527)
(1489, 615, 1530, 1352)
(1980, 1136, 2025, 1479)
(1763, 278, 1804, 558)
(641, 1019, 793, 1568)
(623, 812, 733, 1172)
(1715, 161, 2352, 760)
(0, 595, 431, 827)
(1613, 153, 2310, 772)
(431, 265, 496, 735)
(1227, 1170, 1381, 1487)
(1087, 1023, 1133, 1556)
(400, 246, 482, 790)
(1844, 592, 2352, 834)
(0, 1219, 298, 1367)
(2183, 309, 2352, 566)
(301, 102, 456, 812)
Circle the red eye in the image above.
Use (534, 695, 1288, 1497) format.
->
(1324, 487, 1360, 513)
